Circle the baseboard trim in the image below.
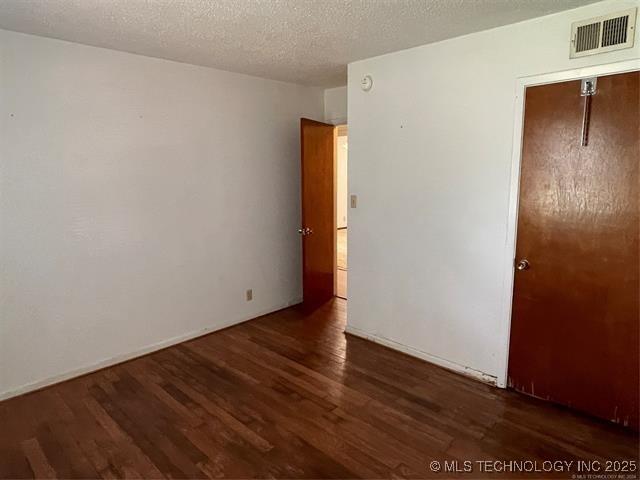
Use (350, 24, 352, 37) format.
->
(344, 325, 498, 386)
(0, 298, 302, 402)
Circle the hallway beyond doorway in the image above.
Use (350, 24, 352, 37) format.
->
(336, 125, 348, 300)
(337, 228, 347, 299)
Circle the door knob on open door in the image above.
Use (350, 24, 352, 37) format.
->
(516, 259, 530, 271)
(298, 227, 313, 236)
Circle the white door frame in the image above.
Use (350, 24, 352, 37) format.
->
(496, 58, 640, 388)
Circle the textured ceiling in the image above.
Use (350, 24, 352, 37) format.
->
(0, 0, 597, 87)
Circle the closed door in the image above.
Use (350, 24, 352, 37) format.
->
(300, 118, 336, 304)
(508, 71, 639, 429)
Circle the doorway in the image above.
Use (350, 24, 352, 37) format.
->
(508, 71, 639, 429)
(299, 119, 347, 305)
(336, 125, 348, 299)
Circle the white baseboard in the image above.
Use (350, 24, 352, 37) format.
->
(0, 298, 302, 402)
(344, 325, 498, 386)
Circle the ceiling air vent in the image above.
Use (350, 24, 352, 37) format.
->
(570, 8, 637, 58)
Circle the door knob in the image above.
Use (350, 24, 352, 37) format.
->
(298, 227, 313, 236)
(516, 259, 530, 271)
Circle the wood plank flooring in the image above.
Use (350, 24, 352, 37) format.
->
(1, 298, 637, 479)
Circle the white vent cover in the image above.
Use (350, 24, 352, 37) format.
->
(570, 8, 637, 58)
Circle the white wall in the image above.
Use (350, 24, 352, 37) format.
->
(324, 86, 348, 125)
(0, 30, 324, 399)
(347, 0, 640, 384)
(337, 134, 348, 228)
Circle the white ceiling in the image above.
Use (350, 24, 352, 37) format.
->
(0, 0, 597, 87)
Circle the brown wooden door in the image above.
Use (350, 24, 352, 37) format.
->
(300, 118, 335, 304)
(508, 71, 639, 429)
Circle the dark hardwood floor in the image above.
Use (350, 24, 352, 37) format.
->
(1, 298, 637, 479)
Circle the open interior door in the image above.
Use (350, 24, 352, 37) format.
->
(300, 118, 336, 304)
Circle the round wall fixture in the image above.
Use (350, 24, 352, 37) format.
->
(361, 75, 373, 92)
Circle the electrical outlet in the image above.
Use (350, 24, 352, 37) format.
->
(246, 289, 253, 301)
